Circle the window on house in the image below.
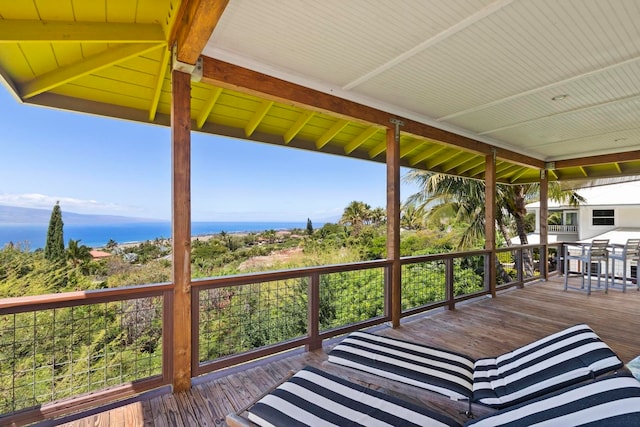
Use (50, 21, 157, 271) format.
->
(592, 209, 614, 226)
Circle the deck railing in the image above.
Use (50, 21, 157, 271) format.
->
(0, 283, 172, 425)
(548, 224, 578, 233)
(0, 244, 559, 424)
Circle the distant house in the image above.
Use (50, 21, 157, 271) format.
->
(520, 181, 640, 245)
(89, 250, 112, 260)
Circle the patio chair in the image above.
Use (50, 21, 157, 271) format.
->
(563, 239, 610, 295)
(608, 238, 640, 292)
(327, 324, 623, 411)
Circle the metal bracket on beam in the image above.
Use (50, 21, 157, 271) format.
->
(390, 118, 404, 143)
(172, 47, 203, 82)
(545, 161, 556, 170)
(540, 169, 546, 180)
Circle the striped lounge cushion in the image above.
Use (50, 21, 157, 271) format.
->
(465, 373, 640, 426)
(327, 331, 475, 401)
(247, 366, 461, 427)
(472, 323, 624, 408)
(328, 324, 623, 410)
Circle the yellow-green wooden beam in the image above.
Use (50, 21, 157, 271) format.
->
(0, 20, 165, 43)
(399, 138, 424, 158)
(284, 111, 314, 144)
(316, 119, 349, 149)
(196, 87, 223, 129)
(344, 126, 378, 154)
(245, 100, 273, 137)
(21, 43, 163, 99)
(408, 144, 446, 166)
(149, 47, 171, 121)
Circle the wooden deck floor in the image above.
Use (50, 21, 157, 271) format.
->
(55, 276, 640, 426)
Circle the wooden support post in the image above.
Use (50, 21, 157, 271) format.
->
(485, 152, 497, 297)
(306, 272, 321, 351)
(171, 68, 192, 392)
(387, 124, 401, 328)
(539, 170, 549, 279)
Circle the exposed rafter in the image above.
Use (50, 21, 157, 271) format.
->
(21, 43, 163, 99)
(149, 47, 171, 121)
(408, 145, 446, 166)
(0, 20, 165, 43)
(245, 100, 273, 137)
(399, 139, 424, 158)
(344, 126, 379, 154)
(197, 87, 222, 129)
(316, 119, 348, 149)
(284, 111, 314, 144)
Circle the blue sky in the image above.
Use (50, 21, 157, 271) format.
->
(0, 87, 419, 222)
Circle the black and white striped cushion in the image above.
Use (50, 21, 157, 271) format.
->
(328, 324, 623, 410)
(466, 373, 640, 426)
(247, 366, 461, 427)
(327, 331, 475, 401)
(472, 323, 624, 408)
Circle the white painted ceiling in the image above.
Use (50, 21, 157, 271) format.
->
(204, 0, 640, 162)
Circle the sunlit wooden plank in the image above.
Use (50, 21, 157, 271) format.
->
(399, 138, 424, 158)
(149, 46, 171, 121)
(245, 100, 273, 137)
(284, 111, 314, 144)
(344, 126, 379, 154)
(579, 166, 588, 176)
(368, 140, 386, 158)
(455, 156, 484, 175)
(408, 144, 446, 166)
(507, 166, 531, 183)
(441, 152, 476, 171)
(316, 119, 349, 149)
(21, 43, 162, 99)
(0, 20, 165, 43)
(425, 149, 459, 169)
(172, 0, 230, 65)
(196, 87, 223, 129)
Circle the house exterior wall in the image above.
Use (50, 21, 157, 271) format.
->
(578, 205, 640, 240)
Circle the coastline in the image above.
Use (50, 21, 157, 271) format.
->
(0, 221, 316, 250)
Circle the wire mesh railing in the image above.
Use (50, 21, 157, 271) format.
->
(0, 284, 170, 419)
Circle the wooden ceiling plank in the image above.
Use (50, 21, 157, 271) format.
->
(468, 163, 487, 178)
(344, 126, 379, 154)
(20, 43, 162, 99)
(245, 100, 274, 137)
(0, 20, 165, 43)
(196, 87, 223, 129)
(441, 152, 476, 171)
(200, 57, 544, 169)
(508, 167, 531, 183)
(368, 141, 387, 158)
(454, 156, 484, 175)
(425, 150, 459, 169)
(149, 46, 171, 121)
(284, 111, 314, 144)
(172, 0, 230, 65)
(408, 144, 446, 166)
(614, 162, 622, 173)
(399, 139, 424, 158)
(316, 119, 349, 149)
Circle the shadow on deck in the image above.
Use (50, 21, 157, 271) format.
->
(55, 276, 640, 426)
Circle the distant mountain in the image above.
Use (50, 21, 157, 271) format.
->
(0, 205, 161, 225)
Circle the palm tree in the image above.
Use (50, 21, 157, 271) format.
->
(404, 171, 584, 277)
(67, 239, 91, 268)
(340, 201, 372, 236)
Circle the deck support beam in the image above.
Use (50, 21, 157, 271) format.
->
(387, 122, 402, 327)
(539, 170, 549, 279)
(485, 151, 497, 297)
(171, 68, 192, 392)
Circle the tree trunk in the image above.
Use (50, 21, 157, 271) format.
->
(513, 185, 535, 277)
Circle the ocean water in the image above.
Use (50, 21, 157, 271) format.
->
(0, 221, 311, 250)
